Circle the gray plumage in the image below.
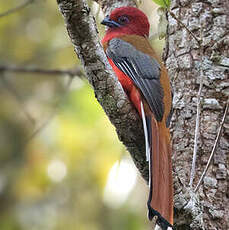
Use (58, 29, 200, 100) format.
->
(106, 38, 164, 121)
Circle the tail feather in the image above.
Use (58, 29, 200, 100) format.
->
(147, 116, 173, 229)
(140, 101, 151, 162)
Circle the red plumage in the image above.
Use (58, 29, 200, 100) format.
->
(108, 58, 142, 115)
(101, 7, 150, 44)
(101, 7, 173, 229)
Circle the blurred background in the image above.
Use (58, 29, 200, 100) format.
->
(0, 0, 165, 229)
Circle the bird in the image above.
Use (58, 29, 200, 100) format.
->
(101, 6, 173, 230)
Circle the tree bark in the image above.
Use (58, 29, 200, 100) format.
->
(56, 0, 151, 181)
(56, 0, 229, 229)
(165, 0, 229, 229)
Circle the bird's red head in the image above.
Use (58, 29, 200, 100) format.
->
(101, 7, 150, 44)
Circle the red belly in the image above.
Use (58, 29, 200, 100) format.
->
(108, 58, 142, 116)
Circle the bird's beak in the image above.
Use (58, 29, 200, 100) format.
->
(101, 16, 120, 28)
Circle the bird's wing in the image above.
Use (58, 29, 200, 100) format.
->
(106, 38, 164, 121)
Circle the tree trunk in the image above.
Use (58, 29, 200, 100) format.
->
(56, 0, 151, 180)
(56, 0, 229, 229)
(165, 0, 229, 229)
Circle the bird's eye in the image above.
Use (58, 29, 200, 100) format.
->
(117, 15, 129, 25)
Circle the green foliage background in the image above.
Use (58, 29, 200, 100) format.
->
(0, 0, 164, 229)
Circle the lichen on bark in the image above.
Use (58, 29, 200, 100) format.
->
(165, 0, 229, 229)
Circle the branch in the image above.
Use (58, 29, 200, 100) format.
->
(189, 27, 204, 187)
(167, 10, 200, 46)
(0, 66, 78, 142)
(0, 65, 83, 78)
(194, 99, 229, 192)
(0, 0, 35, 18)
(1, 75, 35, 125)
(26, 76, 74, 143)
(161, 0, 200, 46)
(56, 0, 149, 180)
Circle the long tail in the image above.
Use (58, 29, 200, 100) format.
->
(146, 115, 173, 229)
